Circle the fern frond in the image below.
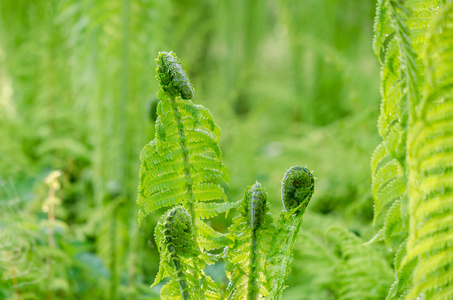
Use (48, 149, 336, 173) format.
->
(372, 0, 447, 298)
(137, 52, 229, 226)
(371, 27, 408, 244)
(404, 0, 445, 83)
(94, 198, 128, 296)
(405, 5, 453, 299)
(370, 0, 443, 249)
(327, 228, 394, 300)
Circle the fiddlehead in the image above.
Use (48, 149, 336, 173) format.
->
(163, 206, 197, 257)
(266, 166, 314, 300)
(225, 182, 274, 300)
(245, 183, 268, 300)
(281, 165, 314, 214)
(153, 206, 202, 300)
(156, 51, 194, 100)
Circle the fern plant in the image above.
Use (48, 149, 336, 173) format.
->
(137, 51, 315, 299)
(370, 1, 453, 299)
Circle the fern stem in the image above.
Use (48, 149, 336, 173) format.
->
(247, 184, 265, 300)
(168, 97, 202, 298)
(269, 216, 303, 300)
(248, 230, 258, 300)
(170, 250, 190, 300)
(169, 97, 196, 229)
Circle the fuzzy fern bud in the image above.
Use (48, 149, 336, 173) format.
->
(156, 51, 194, 100)
(242, 182, 269, 231)
(281, 166, 314, 213)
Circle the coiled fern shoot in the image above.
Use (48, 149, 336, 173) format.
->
(137, 51, 315, 299)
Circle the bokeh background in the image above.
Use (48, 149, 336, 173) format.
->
(0, 0, 391, 299)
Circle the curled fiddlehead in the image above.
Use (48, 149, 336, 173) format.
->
(281, 165, 314, 214)
(153, 207, 222, 300)
(154, 206, 199, 299)
(265, 166, 314, 300)
(156, 51, 194, 100)
(163, 206, 197, 257)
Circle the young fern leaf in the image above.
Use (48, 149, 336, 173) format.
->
(153, 206, 221, 300)
(265, 166, 314, 300)
(405, 5, 453, 299)
(137, 51, 229, 226)
(224, 182, 274, 300)
(327, 228, 394, 300)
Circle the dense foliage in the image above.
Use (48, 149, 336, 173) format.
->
(2, 0, 452, 299)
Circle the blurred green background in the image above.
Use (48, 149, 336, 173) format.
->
(0, 0, 389, 299)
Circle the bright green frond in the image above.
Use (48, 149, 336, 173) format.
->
(405, 4, 453, 299)
(137, 53, 228, 226)
(327, 228, 394, 300)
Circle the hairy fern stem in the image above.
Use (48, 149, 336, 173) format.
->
(267, 217, 303, 299)
(247, 235, 258, 300)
